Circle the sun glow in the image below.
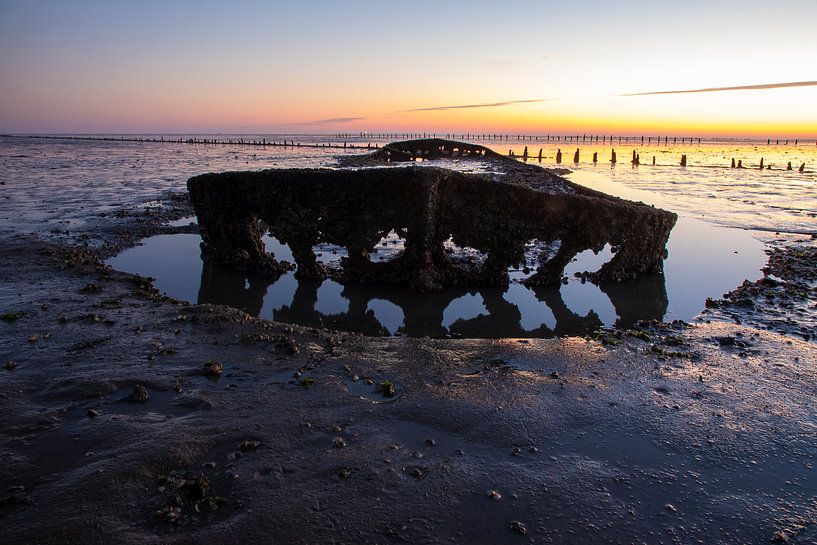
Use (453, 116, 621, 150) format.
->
(0, 0, 815, 137)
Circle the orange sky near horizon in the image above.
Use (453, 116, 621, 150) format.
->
(1, 1, 815, 137)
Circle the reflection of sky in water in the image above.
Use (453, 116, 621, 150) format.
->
(564, 244, 614, 276)
(263, 235, 294, 262)
(107, 234, 202, 303)
(560, 282, 617, 326)
(105, 213, 766, 338)
(503, 284, 556, 331)
(259, 273, 297, 317)
(366, 299, 405, 335)
(442, 293, 489, 328)
(315, 280, 349, 315)
(662, 219, 764, 321)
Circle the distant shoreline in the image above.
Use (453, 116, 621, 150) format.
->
(2, 133, 815, 146)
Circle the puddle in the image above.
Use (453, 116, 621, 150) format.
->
(106, 217, 766, 338)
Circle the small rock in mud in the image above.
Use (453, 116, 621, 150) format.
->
(127, 384, 150, 403)
(239, 440, 260, 452)
(86, 408, 100, 418)
(508, 520, 527, 535)
(155, 472, 224, 523)
(202, 359, 224, 377)
(79, 283, 102, 293)
(5, 360, 17, 371)
(333, 437, 346, 448)
(156, 505, 182, 523)
(274, 333, 299, 355)
(489, 490, 502, 501)
(772, 530, 791, 542)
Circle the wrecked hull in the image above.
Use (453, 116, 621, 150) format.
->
(188, 140, 676, 292)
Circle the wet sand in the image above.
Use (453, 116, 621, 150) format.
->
(1, 189, 816, 544)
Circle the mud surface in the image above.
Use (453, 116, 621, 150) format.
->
(1, 143, 816, 544)
(702, 241, 817, 341)
(1, 234, 816, 544)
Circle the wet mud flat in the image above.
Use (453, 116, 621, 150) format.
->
(0, 196, 816, 544)
(702, 241, 817, 342)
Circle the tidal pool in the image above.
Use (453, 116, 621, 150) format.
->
(106, 216, 766, 338)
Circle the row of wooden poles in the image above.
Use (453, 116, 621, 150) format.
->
(10, 133, 817, 150)
(340, 133, 816, 146)
(5, 135, 811, 171)
(7, 134, 380, 151)
(512, 147, 808, 172)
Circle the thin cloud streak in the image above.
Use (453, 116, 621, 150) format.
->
(621, 81, 817, 96)
(299, 116, 365, 125)
(401, 99, 550, 112)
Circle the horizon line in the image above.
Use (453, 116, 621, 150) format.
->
(3, 132, 815, 140)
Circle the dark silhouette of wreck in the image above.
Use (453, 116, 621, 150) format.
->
(188, 138, 676, 292)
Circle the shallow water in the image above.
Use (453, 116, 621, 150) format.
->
(106, 215, 765, 338)
(1, 133, 806, 337)
(1, 134, 815, 236)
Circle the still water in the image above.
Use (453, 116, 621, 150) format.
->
(107, 215, 765, 338)
(0, 134, 794, 337)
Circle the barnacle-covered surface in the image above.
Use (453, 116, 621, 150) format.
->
(188, 139, 677, 292)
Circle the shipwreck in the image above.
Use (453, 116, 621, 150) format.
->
(187, 139, 677, 292)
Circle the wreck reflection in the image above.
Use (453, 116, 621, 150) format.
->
(196, 260, 668, 338)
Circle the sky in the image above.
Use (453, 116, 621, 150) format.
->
(1, 0, 815, 136)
